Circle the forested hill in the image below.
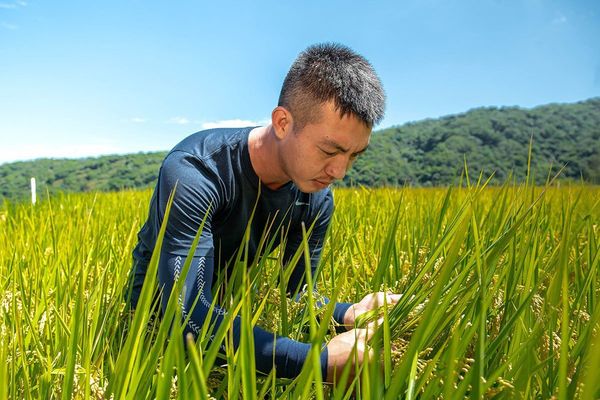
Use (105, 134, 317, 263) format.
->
(1, 98, 599, 202)
(345, 97, 600, 187)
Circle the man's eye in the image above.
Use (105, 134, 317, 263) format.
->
(321, 149, 336, 156)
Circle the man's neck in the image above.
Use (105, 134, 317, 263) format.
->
(248, 125, 291, 190)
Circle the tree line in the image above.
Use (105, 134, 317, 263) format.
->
(1, 97, 598, 202)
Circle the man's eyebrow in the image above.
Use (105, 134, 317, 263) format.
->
(353, 145, 369, 155)
(322, 139, 368, 155)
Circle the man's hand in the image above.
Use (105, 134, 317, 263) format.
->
(343, 291, 402, 328)
(325, 324, 377, 384)
(324, 292, 402, 384)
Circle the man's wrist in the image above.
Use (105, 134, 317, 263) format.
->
(333, 302, 354, 331)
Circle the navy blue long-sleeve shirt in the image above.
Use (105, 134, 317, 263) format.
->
(129, 127, 351, 380)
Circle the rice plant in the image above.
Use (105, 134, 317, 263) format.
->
(0, 181, 598, 398)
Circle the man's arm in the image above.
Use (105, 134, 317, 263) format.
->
(282, 190, 353, 329)
(155, 151, 328, 379)
(280, 191, 405, 382)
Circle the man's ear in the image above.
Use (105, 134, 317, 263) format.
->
(271, 106, 293, 140)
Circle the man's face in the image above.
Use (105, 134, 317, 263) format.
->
(278, 101, 371, 193)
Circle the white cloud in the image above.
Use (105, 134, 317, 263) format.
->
(165, 117, 269, 129)
(0, 0, 26, 8)
(0, 142, 126, 164)
(0, 21, 18, 30)
(552, 14, 567, 24)
(130, 117, 146, 123)
(168, 116, 190, 125)
(200, 118, 269, 130)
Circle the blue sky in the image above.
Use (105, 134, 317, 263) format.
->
(0, 0, 598, 164)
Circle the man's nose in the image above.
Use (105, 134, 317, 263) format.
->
(325, 156, 350, 180)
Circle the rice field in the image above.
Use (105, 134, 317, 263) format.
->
(0, 182, 599, 399)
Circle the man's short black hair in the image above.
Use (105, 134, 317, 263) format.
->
(278, 42, 386, 130)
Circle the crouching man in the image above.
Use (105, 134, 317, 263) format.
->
(128, 42, 401, 382)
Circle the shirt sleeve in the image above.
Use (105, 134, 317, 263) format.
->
(282, 190, 353, 327)
(155, 151, 328, 379)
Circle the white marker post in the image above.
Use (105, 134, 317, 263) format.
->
(31, 177, 36, 205)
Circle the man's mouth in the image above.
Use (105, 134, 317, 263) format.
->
(315, 178, 333, 186)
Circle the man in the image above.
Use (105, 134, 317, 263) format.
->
(128, 43, 400, 383)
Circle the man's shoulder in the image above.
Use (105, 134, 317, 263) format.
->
(169, 127, 253, 160)
(299, 188, 334, 218)
(157, 127, 257, 202)
(310, 188, 333, 205)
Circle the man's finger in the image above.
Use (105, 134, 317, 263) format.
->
(383, 292, 403, 304)
(388, 293, 402, 304)
(350, 328, 371, 344)
(362, 321, 381, 340)
(354, 327, 379, 364)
